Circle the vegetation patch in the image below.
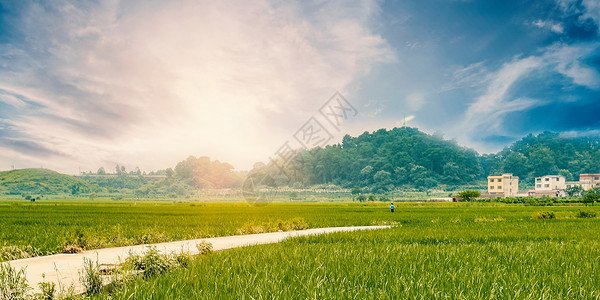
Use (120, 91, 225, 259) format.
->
(0, 263, 28, 299)
(236, 217, 308, 235)
(474, 216, 505, 222)
(533, 211, 556, 220)
(0, 246, 37, 261)
(575, 209, 597, 218)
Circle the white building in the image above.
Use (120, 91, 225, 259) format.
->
(565, 181, 595, 190)
(534, 175, 565, 191)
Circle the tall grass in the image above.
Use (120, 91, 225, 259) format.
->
(1, 202, 598, 262)
(91, 208, 600, 299)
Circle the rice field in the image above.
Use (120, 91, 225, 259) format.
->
(0, 200, 398, 260)
(2, 200, 600, 298)
(90, 205, 600, 299)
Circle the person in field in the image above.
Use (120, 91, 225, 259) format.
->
(390, 202, 394, 213)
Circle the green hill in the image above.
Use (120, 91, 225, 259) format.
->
(0, 168, 89, 195)
(249, 128, 600, 191)
(249, 127, 483, 191)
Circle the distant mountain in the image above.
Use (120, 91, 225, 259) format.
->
(0, 168, 89, 195)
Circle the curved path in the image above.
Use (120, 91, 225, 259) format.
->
(4, 226, 390, 294)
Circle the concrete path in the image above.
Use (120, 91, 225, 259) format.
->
(4, 226, 390, 294)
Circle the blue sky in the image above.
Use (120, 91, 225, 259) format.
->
(0, 0, 599, 173)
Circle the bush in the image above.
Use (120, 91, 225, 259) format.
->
(80, 258, 103, 295)
(0, 264, 28, 299)
(37, 280, 56, 300)
(0, 245, 37, 261)
(196, 241, 213, 255)
(125, 247, 172, 278)
(172, 252, 192, 268)
(533, 211, 555, 220)
(575, 209, 597, 218)
(63, 244, 83, 254)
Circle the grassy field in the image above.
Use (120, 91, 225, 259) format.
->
(0, 200, 403, 260)
(2, 201, 600, 298)
(80, 203, 599, 299)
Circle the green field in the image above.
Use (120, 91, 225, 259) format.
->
(85, 203, 599, 299)
(2, 201, 600, 298)
(0, 201, 402, 260)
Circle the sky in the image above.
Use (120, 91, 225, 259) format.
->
(0, 0, 599, 174)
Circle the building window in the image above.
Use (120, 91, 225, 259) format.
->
(490, 186, 494, 189)
(556, 178, 559, 181)
(544, 184, 549, 188)
(595, 177, 599, 180)
(567, 185, 571, 188)
(536, 184, 541, 188)
(490, 179, 494, 182)
(498, 179, 502, 182)
(497, 186, 502, 189)
(536, 178, 541, 182)
(545, 178, 549, 181)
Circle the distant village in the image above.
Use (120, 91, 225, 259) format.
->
(484, 173, 600, 198)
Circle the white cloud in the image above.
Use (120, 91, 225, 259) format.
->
(449, 43, 600, 150)
(582, 0, 600, 28)
(442, 61, 489, 91)
(0, 92, 27, 108)
(532, 19, 564, 34)
(0, 0, 394, 172)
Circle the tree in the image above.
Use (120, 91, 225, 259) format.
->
(458, 190, 481, 202)
(356, 194, 367, 202)
(367, 194, 377, 202)
(166, 168, 175, 178)
(351, 186, 362, 196)
(584, 187, 600, 206)
(71, 184, 80, 195)
(583, 192, 599, 206)
(97, 167, 106, 175)
(289, 192, 298, 200)
(558, 169, 574, 181)
(565, 185, 584, 197)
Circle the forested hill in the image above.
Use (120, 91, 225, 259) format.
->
(482, 132, 600, 186)
(252, 128, 600, 190)
(252, 127, 483, 190)
(0, 168, 90, 195)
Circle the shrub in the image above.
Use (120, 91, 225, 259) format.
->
(37, 280, 56, 300)
(0, 245, 37, 261)
(533, 211, 555, 220)
(196, 241, 213, 255)
(80, 258, 103, 295)
(126, 247, 172, 278)
(0, 264, 28, 299)
(63, 244, 83, 254)
(289, 217, 308, 230)
(175, 252, 193, 268)
(575, 209, 597, 218)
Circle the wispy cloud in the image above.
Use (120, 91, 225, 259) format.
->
(0, 0, 394, 172)
(450, 42, 600, 150)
